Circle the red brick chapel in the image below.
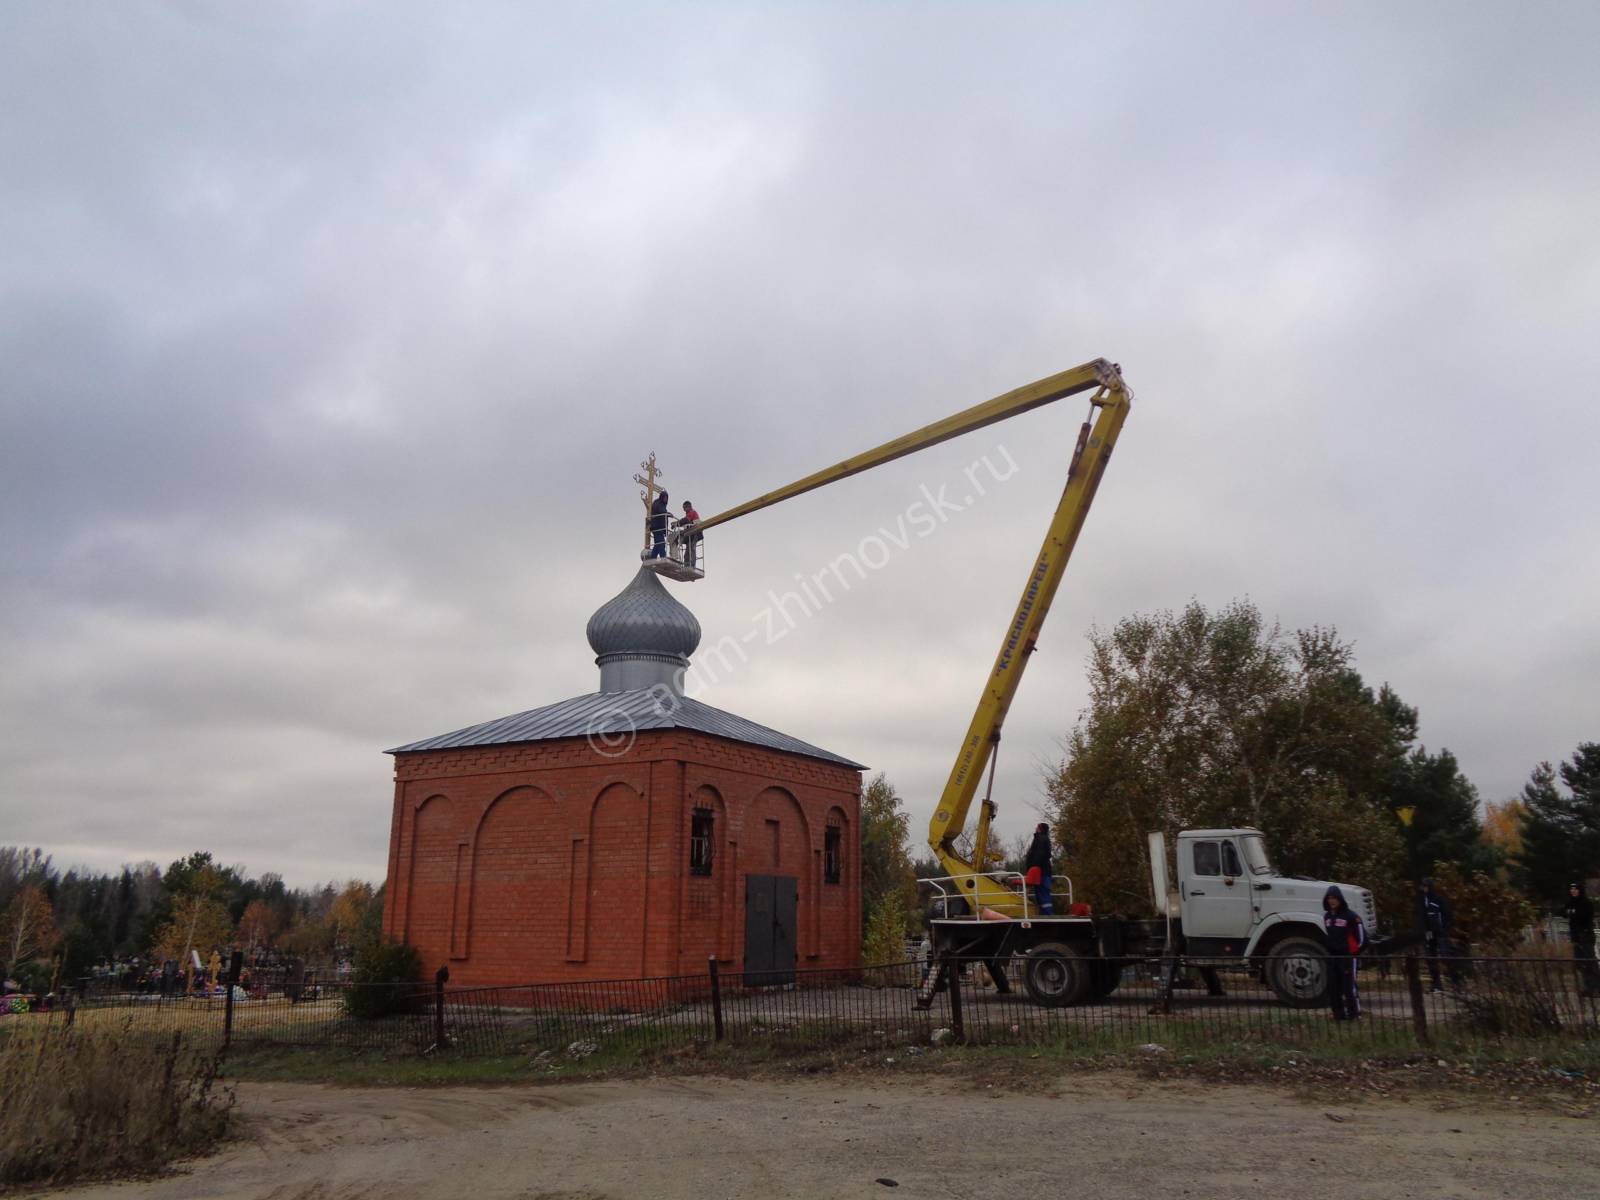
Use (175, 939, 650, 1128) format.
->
(380, 565, 865, 985)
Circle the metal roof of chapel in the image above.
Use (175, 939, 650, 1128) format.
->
(387, 688, 866, 771)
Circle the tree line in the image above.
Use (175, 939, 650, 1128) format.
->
(0, 847, 381, 993)
(858, 599, 1598, 955)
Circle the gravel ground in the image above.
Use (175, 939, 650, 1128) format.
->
(47, 1072, 1599, 1200)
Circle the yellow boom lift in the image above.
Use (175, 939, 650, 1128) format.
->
(665, 358, 1131, 918)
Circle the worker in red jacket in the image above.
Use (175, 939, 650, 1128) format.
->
(679, 500, 702, 568)
(1323, 886, 1366, 1020)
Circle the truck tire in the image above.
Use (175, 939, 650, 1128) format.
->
(1267, 936, 1329, 1007)
(1088, 960, 1121, 1000)
(1023, 942, 1091, 1007)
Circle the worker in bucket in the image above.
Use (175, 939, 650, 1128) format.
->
(1024, 822, 1054, 915)
(648, 490, 670, 558)
(678, 499, 702, 567)
(1322, 885, 1366, 1020)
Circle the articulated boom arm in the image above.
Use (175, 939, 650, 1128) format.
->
(700, 358, 1132, 917)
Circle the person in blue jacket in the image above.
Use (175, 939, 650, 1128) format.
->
(1023, 823, 1054, 915)
(1323, 885, 1366, 1020)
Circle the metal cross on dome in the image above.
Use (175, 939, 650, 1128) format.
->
(632, 451, 664, 551)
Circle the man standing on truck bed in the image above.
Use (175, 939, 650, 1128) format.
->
(1024, 823, 1054, 915)
(1323, 886, 1366, 1020)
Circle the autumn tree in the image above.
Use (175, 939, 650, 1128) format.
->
(2, 884, 59, 980)
(1515, 744, 1600, 904)
(151, 865, 233, 969)
(236, 900, 280, 957)
(1046, 601, 1410, 919)
(0, 847, 52, 913)
(278, 912, 335, 960)
(1481, 798, 1525, 872)
(153, 895, 233, 967)
(328, 881, 375, 955)
(859, 774, 917, 936)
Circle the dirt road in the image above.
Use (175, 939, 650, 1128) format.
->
(56, 1073, 1596, 1200)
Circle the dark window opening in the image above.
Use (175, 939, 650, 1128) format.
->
(1192, 841, 1221, 876)
(690, 808, 714, 876)
(1221, 841, 1243, 877)
(824, 825, 843, 884)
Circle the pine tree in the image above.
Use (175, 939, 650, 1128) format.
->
(1390, 745, 1496, 880)
(1516, 744, 1600, 904)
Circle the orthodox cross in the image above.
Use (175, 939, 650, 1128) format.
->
(632, 451, 664, 551)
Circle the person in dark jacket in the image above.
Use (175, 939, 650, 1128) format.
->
(1418, 877, 1458, 991)
(1323, 885, 1366, 1020)
(649, 490, 670, 559)
(1565, 881, 1600, 997)
(1023, 823, 1054, 915)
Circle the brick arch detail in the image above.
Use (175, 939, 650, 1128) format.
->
(466, 785, 559, 965)
(821, 804, 853, 957)
(403, 793, 457, 961)
(576, 780, 649, 973)
(681, 782, 732, 968)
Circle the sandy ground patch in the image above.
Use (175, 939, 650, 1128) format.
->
(49, 1073, 1597, 1200)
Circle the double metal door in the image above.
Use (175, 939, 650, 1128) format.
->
(744, 874, 797, 986)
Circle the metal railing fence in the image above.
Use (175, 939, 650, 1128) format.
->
(12, 953, 1595, 1062)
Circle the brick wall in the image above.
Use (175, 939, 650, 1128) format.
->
(382, 731, 862, 986)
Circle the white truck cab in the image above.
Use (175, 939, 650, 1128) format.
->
(1154, 828, 1376, 1005)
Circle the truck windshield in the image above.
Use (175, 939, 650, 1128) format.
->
(1241, 835, 1275, 876)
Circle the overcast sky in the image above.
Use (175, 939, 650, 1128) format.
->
(3, 3, 1597, 888)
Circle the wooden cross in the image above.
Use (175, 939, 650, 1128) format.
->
(632, 451, 664, 551)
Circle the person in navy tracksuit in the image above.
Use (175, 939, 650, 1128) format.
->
(649, 490, 670, 558)
(1323, 885, 1366, 1020)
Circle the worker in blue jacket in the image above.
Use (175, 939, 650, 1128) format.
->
(1323, 885, 1366, 1020)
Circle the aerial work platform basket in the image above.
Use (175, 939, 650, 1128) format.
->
(641, 524, 704, 582)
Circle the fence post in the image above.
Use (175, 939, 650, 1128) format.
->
(708, 956, 725, 1042)
(222, 949, 242, 1053)
(434, 965, 449, 1051)
(1404, 948, 1430, 1046)
(945, 958, 965, 1044)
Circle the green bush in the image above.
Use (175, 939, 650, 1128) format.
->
(861, 891, 917, 987)
(342, 938, 424, 1020)
(0, 1026, 232, 1186)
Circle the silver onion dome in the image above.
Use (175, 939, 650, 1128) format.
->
(586, 566, 701, 694)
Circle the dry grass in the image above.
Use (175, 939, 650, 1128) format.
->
(59, 994, 353, 1044)
(0, 1019, 234, 1187)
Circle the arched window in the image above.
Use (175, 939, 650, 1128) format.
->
(823, 822, 843, 884)
(689, 807, 715, 876)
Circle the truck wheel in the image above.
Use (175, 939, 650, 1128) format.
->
(1267, 937, 1329, 1007)
(1023, 942, 1091, 1007)
(1089, 960, 1121, 1000)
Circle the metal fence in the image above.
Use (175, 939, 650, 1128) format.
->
(17, 953, 1598, 1062)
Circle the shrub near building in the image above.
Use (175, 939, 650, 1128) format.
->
(344, 938, 424, 1020)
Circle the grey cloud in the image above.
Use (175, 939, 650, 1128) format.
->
(2, 2, 1597, 885)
